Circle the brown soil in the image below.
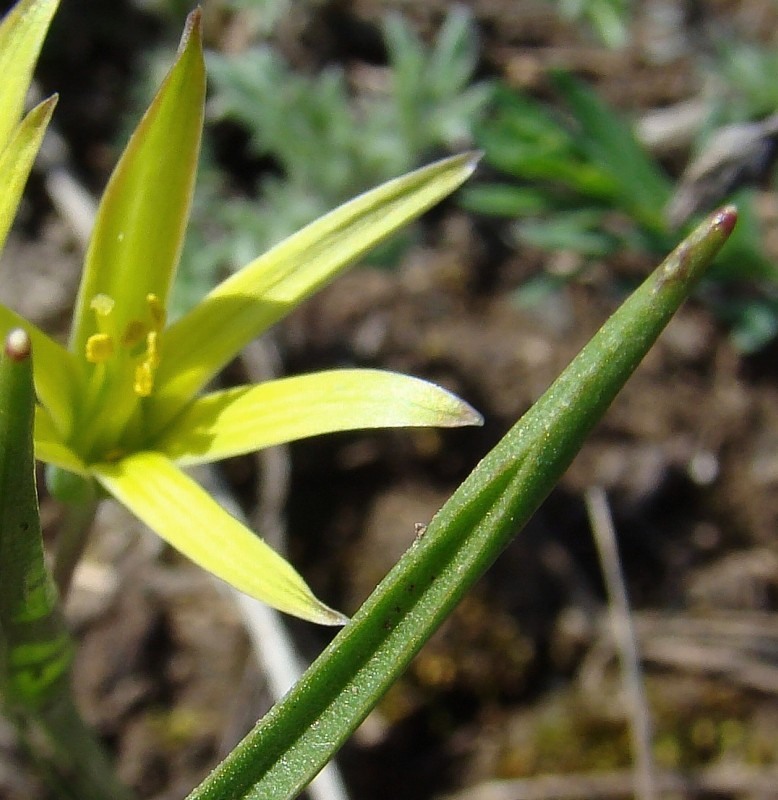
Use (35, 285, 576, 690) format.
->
(3, 1, 778, 799)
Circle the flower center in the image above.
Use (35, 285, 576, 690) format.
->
(74, 293, 166, 462)
(85, 293, 165, 398)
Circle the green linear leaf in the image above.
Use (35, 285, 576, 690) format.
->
(552, 71, 672, 231)
(187, 207, 737, 800)
(0, 303, 79, 440)
(0, 328, 73, 710)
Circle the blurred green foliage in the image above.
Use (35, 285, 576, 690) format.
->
(133, 1, 778, 350)
(713, 41, 778, 124)
(462, 75, 671, 256)
(462, 72, 778, 351)
(552, 0, 631, 49)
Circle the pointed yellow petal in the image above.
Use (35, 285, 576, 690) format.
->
(33, 405, 87, 474)
(155, 369, 483, 466)
(151, 153, 479, 430)
(0, 95, 56, 254)
(93, 451, 346, 625)
(0, 0, 58, 150)
(69, 11, 205, 358)
(0, 307, 78, 436)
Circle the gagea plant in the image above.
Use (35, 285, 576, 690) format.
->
(0, 2, 740, 798)
(0, 5, 481, 623)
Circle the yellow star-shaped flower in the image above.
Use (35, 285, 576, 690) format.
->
(0, 5, 480, 623)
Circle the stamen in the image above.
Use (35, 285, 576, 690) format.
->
(147, 293, 165, 329)
(77, 292, 170, 460)
(90, 294, 114, 318)
(84, 292, 167, 399)
(85, 333, 114, 363)
(145, 330, 160, 368)
(86, 294, 117, 362)
(133, 330, 160, 397)
(134, 361, 154, 397)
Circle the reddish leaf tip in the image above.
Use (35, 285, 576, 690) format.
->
(712, 205, 738, 237)
(4, 328, 31, 361)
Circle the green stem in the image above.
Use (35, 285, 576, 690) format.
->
(52, 489, 99, 601)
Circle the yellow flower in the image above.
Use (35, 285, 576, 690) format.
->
(0, 8, 480, 623)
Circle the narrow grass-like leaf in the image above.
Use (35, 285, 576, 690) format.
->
(475, 87, 618, 200)
(552, 71, 671, 231)
(0, 304, 79, 437)
(187, 207, 737, 800)
(459, 183, 551, 217)
(0, 335, 132, 800)
(0, 329, 72, 709)
(155, 369, 482, 466)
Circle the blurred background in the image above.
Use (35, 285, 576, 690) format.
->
(3, 2, 778, 798)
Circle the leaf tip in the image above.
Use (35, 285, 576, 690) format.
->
(464, 149, 484, 176)
(656, 204, 740, 291)
(711, 204, 738, 238)
(420, 381, 483, 428)
(4, 328, 31, 361)
(178, 7, 202, 53)
(452, 401, 484, 428)
(317, 606, 350, 627)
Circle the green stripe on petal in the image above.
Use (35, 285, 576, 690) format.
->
(0, 95, 56, 254)
(0, 0, 58, 151)
(0, 306, 78, 437)
(93, 451, 347, 625)
(154, 369, 483, 466)
(69, 10, 205, 358)
(151, 153, 480, 431)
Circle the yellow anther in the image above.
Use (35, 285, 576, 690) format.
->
(85, 333, 114, 363)
(147, 294, 165, 329)
(87, 295, 118, 363)
(85, 292, 166, 398)
(90, 294, 114, 317)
